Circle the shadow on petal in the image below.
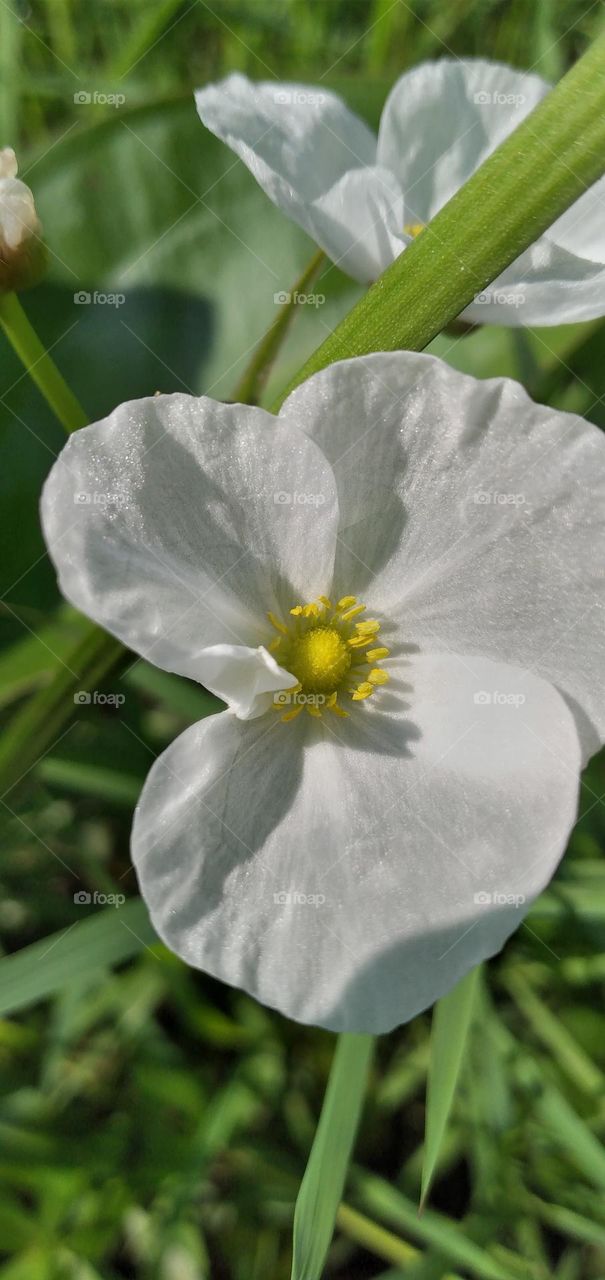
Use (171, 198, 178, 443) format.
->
(322, 898, 529, 1033)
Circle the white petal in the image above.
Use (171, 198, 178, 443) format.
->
(132, 654, 581, 1033)
(0, 147, 18, 179)
(195, 73, 379, 266)
(0, 177, 39, 251)
(548, 173, 605, 261)
(41, 393, 339, 680)
(195, 644, 297, 719)
(309, 166, 405, 282)
(462, 228, 605, 326)
(279, 352, 605, 757)
(377, 58, 548, 223)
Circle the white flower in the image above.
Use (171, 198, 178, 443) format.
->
(195, 60, 605, 326)
(41, 353, 605, 1032)
(0, 147, 42, 291)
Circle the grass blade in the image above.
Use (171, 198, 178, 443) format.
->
(421, 965, 480, 1210)
(291, 1033, 374, 1280)
(0, 897, 157, 1015)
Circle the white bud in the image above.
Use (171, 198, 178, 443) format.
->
(0, 147, 44, 291)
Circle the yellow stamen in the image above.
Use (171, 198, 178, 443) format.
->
(366, 647, 389, 661)
(351, 682, 374, 701)
(318, 596, 332, 609)
(306, 704, 323, 719)
(337, 595, 357, 610)
(268, 611, 287, 634)
(368, 668, 389, 685)
(326, 692, 349, 718)
(340, 603, 366, 621)
(281, 705, 303, 723)
(290, 605, 304, 616)
(355, 619, 380, 636)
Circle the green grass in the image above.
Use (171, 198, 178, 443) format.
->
(2, 1, 605, 1276)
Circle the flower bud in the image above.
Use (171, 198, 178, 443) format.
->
(0, 147, 45, 292)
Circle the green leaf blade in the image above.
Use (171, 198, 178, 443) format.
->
(421, 966, 480, 1209)
(291, 1033, 374, 1280)
(0, 897, 157, 1016)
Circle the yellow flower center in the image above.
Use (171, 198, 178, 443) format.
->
(267, 595, 390, 723)
(288, 626, 351, 692)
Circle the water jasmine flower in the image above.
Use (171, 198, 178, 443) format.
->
(196, 60, 605, 326)
(41, 353, 605, 1031)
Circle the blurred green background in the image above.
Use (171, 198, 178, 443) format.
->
(2, 1, 605, 1277)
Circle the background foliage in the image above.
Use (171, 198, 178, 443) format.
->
(1, 2, 605, 1277)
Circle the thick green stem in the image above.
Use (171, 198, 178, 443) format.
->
(0, 291, 88, 432)
(232, 249, 324, 405)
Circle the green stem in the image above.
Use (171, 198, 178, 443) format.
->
(0, 292, 88, 432)
(0, 622, 124, 800)
(273, 29, 605, 406)
(232, 249, 324, 405)
(336, 1203, 463, 1278)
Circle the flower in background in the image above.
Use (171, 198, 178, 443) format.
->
(196, 60, 605, 326)
(0, 147, 44, 292)
(41, 353, 605, 1031)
